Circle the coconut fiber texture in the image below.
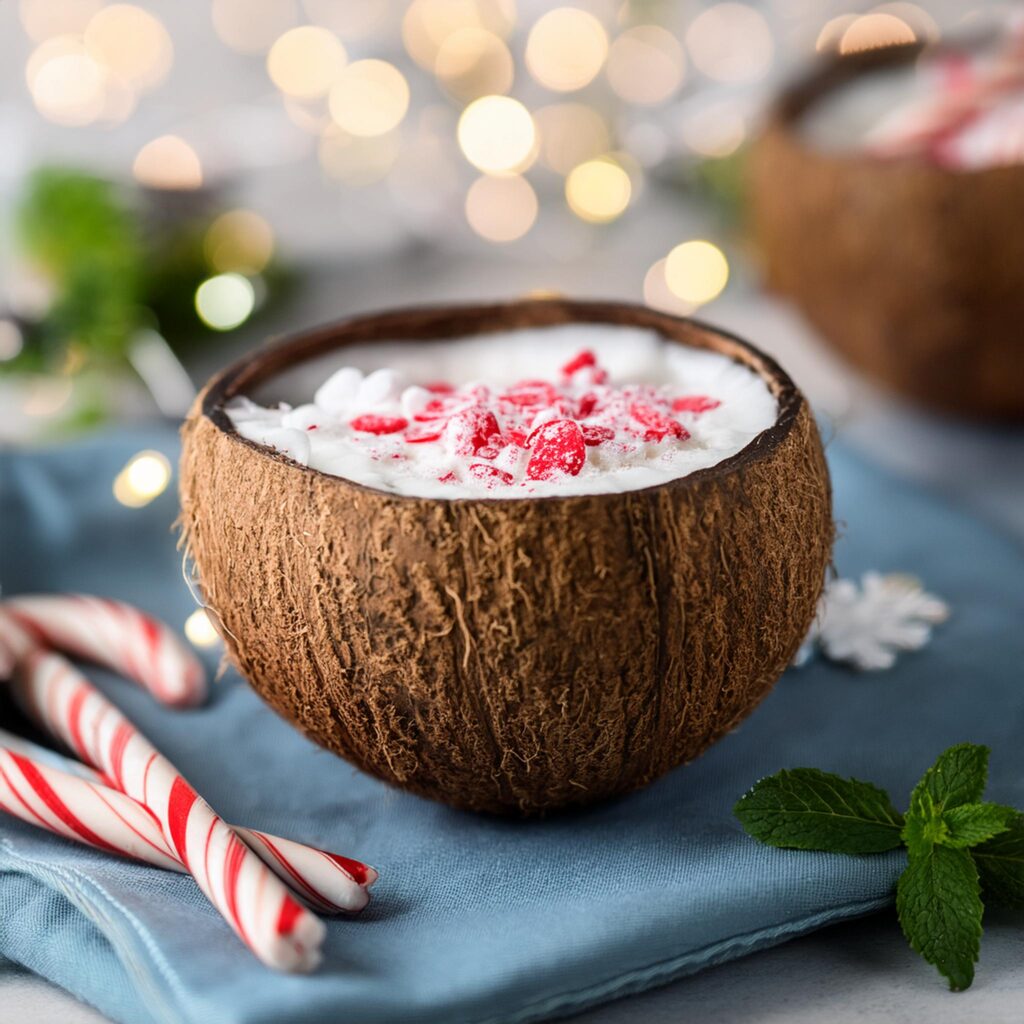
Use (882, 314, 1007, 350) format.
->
(2, 426, 1023, 1024)
(180, 301, 833, 815)
(750, 44, 1024, 420)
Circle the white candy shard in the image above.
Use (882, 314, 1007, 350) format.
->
(400, 386, 431, 420)
(356, 368, 401, 408)
(281, 404, 322, 431)
(314, 367, 363, 415)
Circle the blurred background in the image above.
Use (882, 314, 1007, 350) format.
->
(0, 0, 1020, 532)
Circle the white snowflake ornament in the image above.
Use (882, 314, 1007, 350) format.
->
(798, 572, 950, 672)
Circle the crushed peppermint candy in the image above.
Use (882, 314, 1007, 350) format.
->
(225, 324, 777, 499)
(800, 23, 1024, 170)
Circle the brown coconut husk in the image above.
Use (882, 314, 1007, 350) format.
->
(180, 299, 833, 815)
(750, 43, 1024, 420)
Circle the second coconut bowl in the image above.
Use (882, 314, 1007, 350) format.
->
(180, 300, 832, 815)
(751, 43, 1024, 421)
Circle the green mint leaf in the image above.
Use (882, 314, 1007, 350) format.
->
(896, 845, 982, 991)
(734, 768, 904, 854)
(909, 744, 990, 816)
(901, 792, 948, 857)
(942, 803, 1015, 849)
(974, 812, 1024, 908)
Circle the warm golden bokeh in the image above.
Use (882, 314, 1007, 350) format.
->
(525, 7, 608, 92)
(534, 103, 610, 175)
(839, 12, 917, 54)
(664, 240, 730, 305)
(457, 95, 536, 173)
(435, 28, 514, 101)
(204, 210, 275, 274)
(565, 157, 632, 223)
(329, 59, 410, 137)
(133, 135, 203, 190)
(113, 451, 172, 508)
(606, 25, 685, 106)
(686, 3, 773, 84)
(465, 174, 538, 241)
(84, 4, 173, 90)
(267, 25, 347, 99)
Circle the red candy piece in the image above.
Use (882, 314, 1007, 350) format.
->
(502, 380, 560, 408)
(445, 407, 501, 455)
(525, 420, 586, 481)
(671, 395, 721, 414)
(560, 349, 596, 377)
(425, 381, 454, 394)
(350, 414, 409, 435)
(414, 398, 454, 422)
(506, 429, 529, 448)
(581, 424, 614, 446)
(468, 463, 514, 486)
(577, 392, 598, 418)
(404, 425, 444, 444)
(629, 403, 689, 442)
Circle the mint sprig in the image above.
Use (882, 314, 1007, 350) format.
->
(735, 743, 1018, 991)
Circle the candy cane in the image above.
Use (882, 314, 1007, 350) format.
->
(3, 595, 206, 708)
(0, 746, 183, 873)
(12, 650, 324, 972)
(0, 729, 375, 913)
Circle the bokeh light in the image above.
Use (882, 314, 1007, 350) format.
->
(643, 258, 697, 316)
(19, 0, 103, 42)
(301, 0, 393, 41)
(84, 4, 173, 90)
(195, 274, 256, 330)
(0, 320, 25, 362)
(113, 450, 171, 508)
(212, 0, 299, 54)
(133, 135, 203, 190)
(685, 3, 774, 84)
(403, 0, 515, 70)
(184, 609, 221, 648)
(318, 125, 401, 185)
(839, 13, 917, 54)
(665, 240, 729, 306)
(435, 28, 514, 101)
(534, 102, 610, 174)
(525, 7, 609, 92)
(28, 41, 106, 126)
(816, 14, 858, 53)
(565, 157, 632, 223)
(457, 95, 536, 173)
(204, 210, 275, 274)
(681, 102, 747, 158)
(465, 174, 538, 242)
(328, 59, 410, 137)
(267, 25, 347, 99)
(606, 25, 685, 106)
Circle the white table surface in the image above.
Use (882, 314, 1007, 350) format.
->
(3, 240, 1022, 1024)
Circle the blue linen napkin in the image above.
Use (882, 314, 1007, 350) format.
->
(0, 425, 1021, 1024)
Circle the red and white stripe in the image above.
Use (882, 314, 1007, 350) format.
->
(13, 649, 324, 972)
(0, 745, 184, 873)
(3, 594, 206, 708)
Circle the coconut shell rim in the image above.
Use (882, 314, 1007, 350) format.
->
(764, 37, 1024, 185)
(196, 298, 807, 508)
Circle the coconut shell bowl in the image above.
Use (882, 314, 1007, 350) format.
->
(750, 43, 1024, 420)
(180, 300, 833, 815)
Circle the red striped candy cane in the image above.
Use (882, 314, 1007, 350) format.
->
(0, 729, 375, 913)
(3, 594, 206, 708)
(13, 649, 324, 972)
(0, 746, 183, 873)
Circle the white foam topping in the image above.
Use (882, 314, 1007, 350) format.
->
(224, 324, 779, 499)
